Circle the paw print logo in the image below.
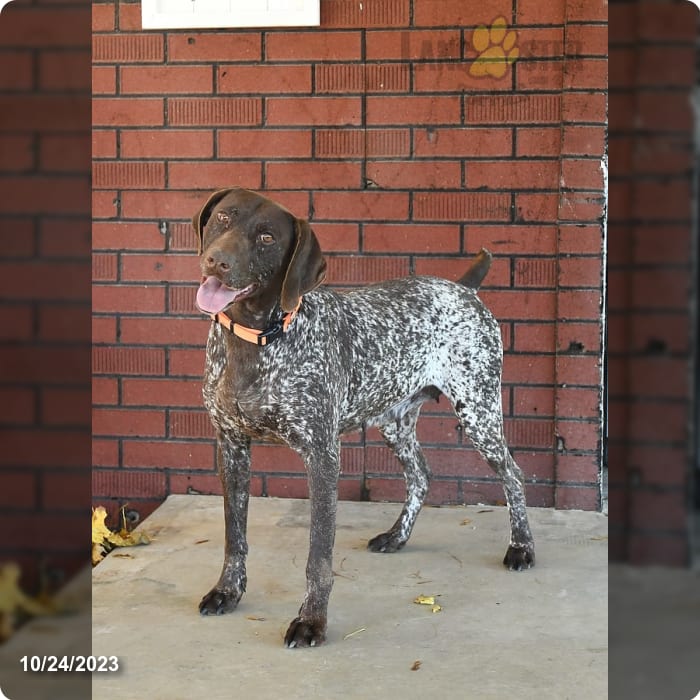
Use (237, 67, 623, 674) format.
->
(469, 17, 519, 79)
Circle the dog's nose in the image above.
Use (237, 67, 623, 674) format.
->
(205, 254, 231, 274)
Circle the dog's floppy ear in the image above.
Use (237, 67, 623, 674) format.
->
(280, 219, 327, 313)
(192, 188, 233, 255)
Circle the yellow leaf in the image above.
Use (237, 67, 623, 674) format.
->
(414, 595, 435, 606)
(431, 604, 442, 613)
(411, 660, 422, 671)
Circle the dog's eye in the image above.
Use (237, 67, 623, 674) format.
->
(259, 233, 275, 246)
(216, 211, 230, 224)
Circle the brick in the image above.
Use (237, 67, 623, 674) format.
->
(559, 257, 603, 288)
(218, 129, 311, 158)
(167, 33, 261, 62)
(315, 63, 409, 93)
(119, 317, 208, 346)
(93, 34, 164, 63)
(414, 127, 512, 158)
(118, 3, 143, 31)
(0, 7, 91, 48)
(366, 160, 461, 190)
(120, 190, 212, 219)
(363, 224, 460, 254)
(0, 50, 32, 90)
(0, 388, 35, 425)
(516, 0, 565, 24)
(120, 253, 197, 283)
(169, 410, 213, 438)
(515, 193, 560, 222)
(414, 0, 511, 27)
(555, 387, 601, 421)
(0, 305, 32, 342)
(266, 97, 362, 126)
(413, 192, 511, 222)
(0, 429, 89, 467)
(168, 97, 261, 126)
(366, 30, 461, 60)
(0, 261, 90, 300)
(313, 191, 409, 221)
(169, 473, 224, 496)
(266, 476, 309, 499)
(513, 323, 556, 353)
(516, 61, 564, 92)
(556, 356, 602, 388)
(168, 349, 206, 377)
(562, 92, 607, 124)
(467, 94, 561, 124)
(122, 440, 214, 469)
(315, 129, 410, 158)
(0, 176, 90, 215)
(563, 58, 608, 90)
(565, 24, 607, 57)
(366, 95, 460, 125)
(93, 130, 117, 158)
(266, 161, 361, 190)
(265, 31, 361, 61)
(41, 388, 90, 427)
(93, 161, 165, 189)
(556, 322, 601, 355)
(555, 486, 599, 512)
(120, 66, 213, 95)
(93, 408, 165, 437)
(513, 387, 555, 417)
(516, 27, 565, 60)
(122, 378, 202, 407)
(514, 258, 556, 288)
(467, 160, 559, 190)
(168, 286, 200, 315)
(480, 290, 556, 321)
(313, 223, 360, 252)
(92, 254, 117, 281)
(0, 472, 35, 508)
(40, 133, 91, 173)
(39, 49, 91, 91)
(94, 190, 118, 219)
(168, 161, 262, 190)
(92, 222, 166, 251)
(325, 256, 409, 285)
(516, 128, 561, 157)
(42, 472, 91, 510)
(414, 63, 514, 93)
(93, 346, 166, 375)
(92, 469, 167, 499)
(93, 98, 164, 127)
(92, 316, 117, 344)
(0, 135, 33, 172)
(562, 126, 606, 156)
(92, 3, 115, 31)
(322, 0, 410, 27)
(558, 192, 605, 222)
(250, 445, 304, 473)
(565, 0, 608, 23)
(93, 377, 118, 405)
(218, 65, 311, 94)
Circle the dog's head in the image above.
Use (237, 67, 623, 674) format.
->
(192, 188, 327, 314)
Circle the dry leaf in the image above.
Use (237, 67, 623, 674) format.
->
(460, 518, 472, 526)
(431, 604, 442, 613)
(414, 595, 435, 606)
(411, 660, 421, 671)
(0, 563, 54, 642)
(92, 506, 150, 566)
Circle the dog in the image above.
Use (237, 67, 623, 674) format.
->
(192, 188, 534, 648)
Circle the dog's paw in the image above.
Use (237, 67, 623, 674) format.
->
(198, 587, 243, 615)
(503, 544, 535, 571)
(284, 616, 327, 648)
(367, 531, 406, 553)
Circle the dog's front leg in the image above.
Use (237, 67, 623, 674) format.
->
(284, 441, 340, 648)
(199, 430, 251, 615)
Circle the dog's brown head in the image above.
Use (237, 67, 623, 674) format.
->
(192, 188, 327, 314)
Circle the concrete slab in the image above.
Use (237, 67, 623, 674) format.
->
(92, 495, 607, 700)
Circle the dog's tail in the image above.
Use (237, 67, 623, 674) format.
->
(457, 248, 492, 289)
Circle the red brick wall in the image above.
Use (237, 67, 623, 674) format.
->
(92, 0, 607, 520)
(0, 0, 91, 593)
(608, 0, 696, 566)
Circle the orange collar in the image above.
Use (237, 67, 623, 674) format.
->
(210, 297, 302, 347)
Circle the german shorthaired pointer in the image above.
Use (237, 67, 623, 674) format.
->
(192, 188, 534, 648)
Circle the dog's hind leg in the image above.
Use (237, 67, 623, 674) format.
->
(367, 395, 432, 553)
(447, 375, 535, 571)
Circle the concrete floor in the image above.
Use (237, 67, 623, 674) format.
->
(91, 495, 607, 700)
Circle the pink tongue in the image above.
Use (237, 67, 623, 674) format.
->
(196, 277, 240, 314)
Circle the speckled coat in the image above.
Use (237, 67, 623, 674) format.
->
(192, 188, 534, 648)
